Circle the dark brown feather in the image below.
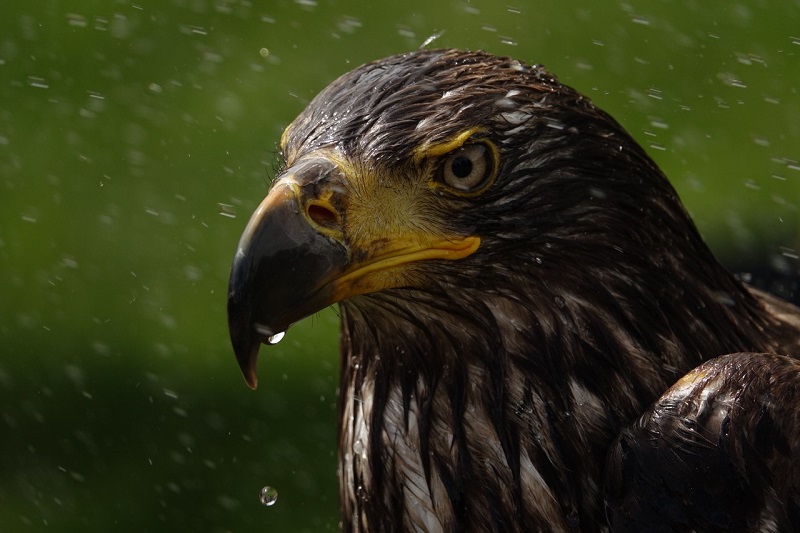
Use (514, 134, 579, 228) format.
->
(605, 352, 800, 531)
(276, 49, 800, 530)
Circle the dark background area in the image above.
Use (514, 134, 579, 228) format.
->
(1, 1, 798, 530)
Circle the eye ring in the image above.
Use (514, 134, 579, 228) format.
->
(436, 142, 496, 194)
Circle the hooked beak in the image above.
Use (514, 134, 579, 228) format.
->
(227, 156, 480, 389)
(227, 181, 347, 389)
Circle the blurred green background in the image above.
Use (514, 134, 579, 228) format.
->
(2, 0, 799, 530)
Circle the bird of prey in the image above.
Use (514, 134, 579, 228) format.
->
(227, 49, 800, 531)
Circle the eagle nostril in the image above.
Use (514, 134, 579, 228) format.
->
(307, 203, 339, 230)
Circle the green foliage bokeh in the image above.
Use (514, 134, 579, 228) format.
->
(1, 1, 798, 530)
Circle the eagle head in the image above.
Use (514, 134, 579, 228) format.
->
(227, 48, 720, 388)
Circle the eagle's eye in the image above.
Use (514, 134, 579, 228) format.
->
(437, 143, 496, 194)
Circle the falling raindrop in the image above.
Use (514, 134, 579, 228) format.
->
(420, 30, 444, 49)
(259, 486, 278, 506)
(267, 331, 285, 345)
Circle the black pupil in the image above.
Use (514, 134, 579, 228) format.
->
(450, 155, 473, 178)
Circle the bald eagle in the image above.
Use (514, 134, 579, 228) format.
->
(227, 49, 800, 531)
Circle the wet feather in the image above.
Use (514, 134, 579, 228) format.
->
(277, 49, 800, 531)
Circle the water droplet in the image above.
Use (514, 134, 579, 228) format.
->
(259, 486, 278, 506)
(267, 331, 285, 345)
(353, 439, 364, 455)
(420, 30, 444, 48)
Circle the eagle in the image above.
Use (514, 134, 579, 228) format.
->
(227, 49, 800, 531)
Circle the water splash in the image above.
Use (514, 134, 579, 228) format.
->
(259, 486, 278, 506)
